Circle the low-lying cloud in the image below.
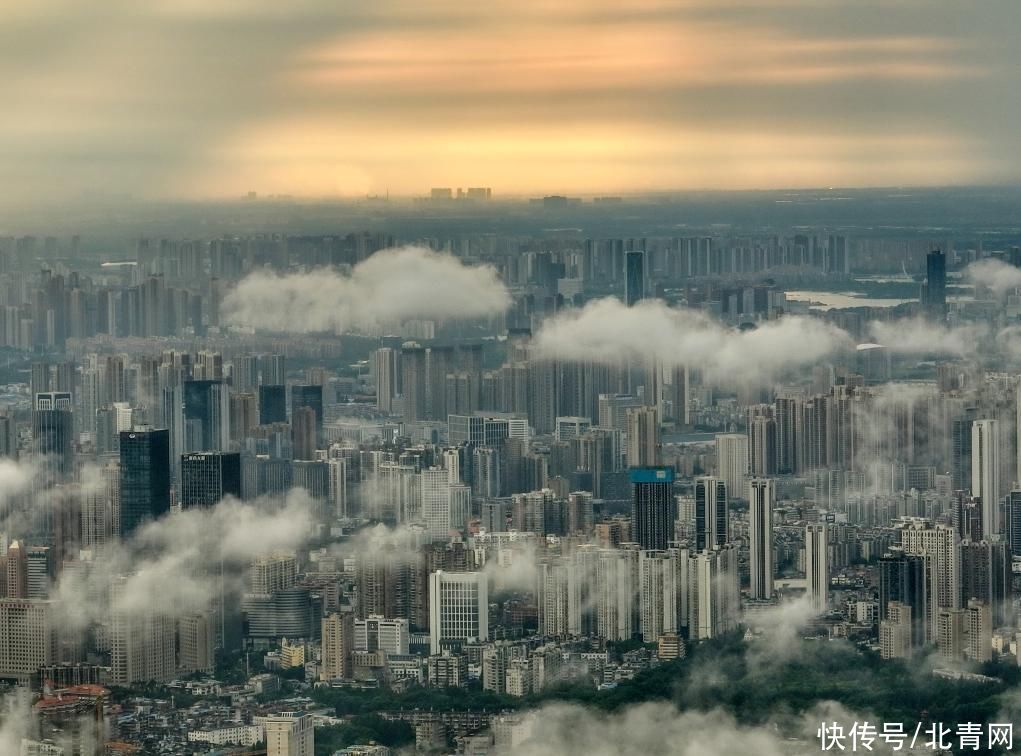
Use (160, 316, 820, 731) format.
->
(221, 246, 510, 334)
(531, 298, 853, 386)
(964, 258, 1021, 298)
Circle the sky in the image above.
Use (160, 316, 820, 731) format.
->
(3, 0, 1020, 204)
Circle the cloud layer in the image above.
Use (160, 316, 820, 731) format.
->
(221, 246, 510, 334)
(531, 297, 853, 386)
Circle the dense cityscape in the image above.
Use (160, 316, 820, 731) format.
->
(0, 195, 1019, 755)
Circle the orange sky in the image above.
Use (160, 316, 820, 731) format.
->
(0, 0, 1018, 203)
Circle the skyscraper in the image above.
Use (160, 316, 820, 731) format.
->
(625, 406, 659, 467)
(694, 476, 728, 552)
(180, 451, 241, 509)
(33, 392, 73, 485)
(971, 419, 1001, 536)
(922, 249, 947, 319)
(290, 384, 323, 439)
(747, 478, 774, 600)
(805, 523, 829, 614)
(624, 250, 645, 307)
(374, 347, 397, 414)
(183, 379, 230, 452)
(715, 433, 749, 500)
(321, 611, 354, 681)
(264, 713, 314, 756)
(400, 343, 428, 423)
(630, 466, 676, 551)
(259, 384, 287, 425)
(119, 428, 171, 537)
(429, 570, 488, 654)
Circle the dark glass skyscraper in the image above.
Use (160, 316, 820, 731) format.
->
(119, 428, 171, 536)
(183, 379, 229, 451)
(624, 250, 645, 307)
(32, 392, 73, 486)
(259, 384, 287, 425)
(290, 384, 323, 437)
(630, 466, 676, 550)
(923, 249, 947, 319)
(878, 550, 927, 649)
(695, 476, 728, 552)
(181, 451, 241, 509)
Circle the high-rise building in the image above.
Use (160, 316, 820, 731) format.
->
(259, 384, 287, 425)
(354, 615, 410, 655)
(291, 406, 318, 460)
(374, 347, 397, 414)
(900, 520, 960, 643)
(180, 451, 241, 509)
(638, 550, 678, 641)
(879, 601, 913, 660)
(110, 577, 176, 684)
(805, 523, 829, 614)
(688, 544, 740, 639)
(694, 477, 728, 552)
(119, 428, 171, 537)
(183, 379, 230, 452)
(624, 250, 645, 307)
(878, 550, 928, 650)
(715, 433, 749, 500)
(625, 406, 659, 467)
(321, 612, 354, 681)
(264, 713, 314, 756)
(290, 384, 323, 439)
(748, 414, 778, 476)
(630, 467, 676, 550)
(971, 419, 1001, 536)
(429, 570, 488, 654)
(747, 478, 774, 600)
(922, 249, 947, 319)
(400, 344, 428, 423)
(1006, 490, 1021, 557)
(0, 598, 57, 683)
(33, 392, 73, 485)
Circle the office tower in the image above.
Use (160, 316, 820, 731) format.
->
(748, 478, 775, 600)
(110, 577, 176, 684)
(374, 347, 397, 413)
(259, 384, 287, 425)
(0, 599, 58, 683)
(694, 476, 728, 552)
(638, 550, 678, 641)
(566, 491, 594, 534)
(879, 601, 913, 660)
(624, 250, 645, 306)
(951, 409, 977, 492)
(971, 419, 1001, 536)
(0, 413, 15, 458)
(748, 413, 778, 476)
(258, 353, 286, 386)
(1006, 490, 1021, 557)
(625, 406, 659, 467)
(180, 451, 241, 509)
(923, 249, 947, 319)
(688, 544, 740, 640)
(321, 612, 354, 681)
(715, 433, 749, 500)
(4, 541, 27, 598)
(291, 406, 317, 460)
(290, 384, 323, 437)
(555, 416, 592, 442)
(178, 613, 215, 674)
(354, 615, 411, 655)
(183, 379, 230, 452)
(119, 428, 170, 537)
(264, 713, 314, 756)
(400, 343, 428, 423)
(878, 550, 928, 650)
(664, 365, 689, 426)
(422, 468, 455, 540)
(429, 570, 488, 654)
(805, 523, 829, 614)
(25, 546, 52, 599)
(472, 446, 502, 500)
(249, 553, 298, 594)
(630, 467, 677, 550)
(33, 391, 73, 485)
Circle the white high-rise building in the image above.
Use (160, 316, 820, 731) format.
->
(355, 615, 410, 655)
(110, 577, 177, 685)
(595, 546, 639, 641)
(638, 550, 678, 641)
(374, 347, 397, 414)
(972, 419, 1001, 536)
(715, 433, 749, 500)
(327, 457, 348, 519)
(688, 544, 739, 639)
(625, 406, 659, 467)
(264, 713, 314, 756)
(900, 519, 960, 643)
(748, 478, 775, 600)
(805, 523, 829, 614)
(538, 558, 570, 636)
(429, 571, 488, 654)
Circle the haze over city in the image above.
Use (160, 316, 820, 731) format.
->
(3, 2, 1021, 756)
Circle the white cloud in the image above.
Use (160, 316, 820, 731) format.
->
(867, 318, 986, 357)
(221, 246, 510, 334)
(964, 258, 1021, 298)
(530, 297, 852, 387)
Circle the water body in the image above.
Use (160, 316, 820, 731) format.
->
(785, 291, 912, 310)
